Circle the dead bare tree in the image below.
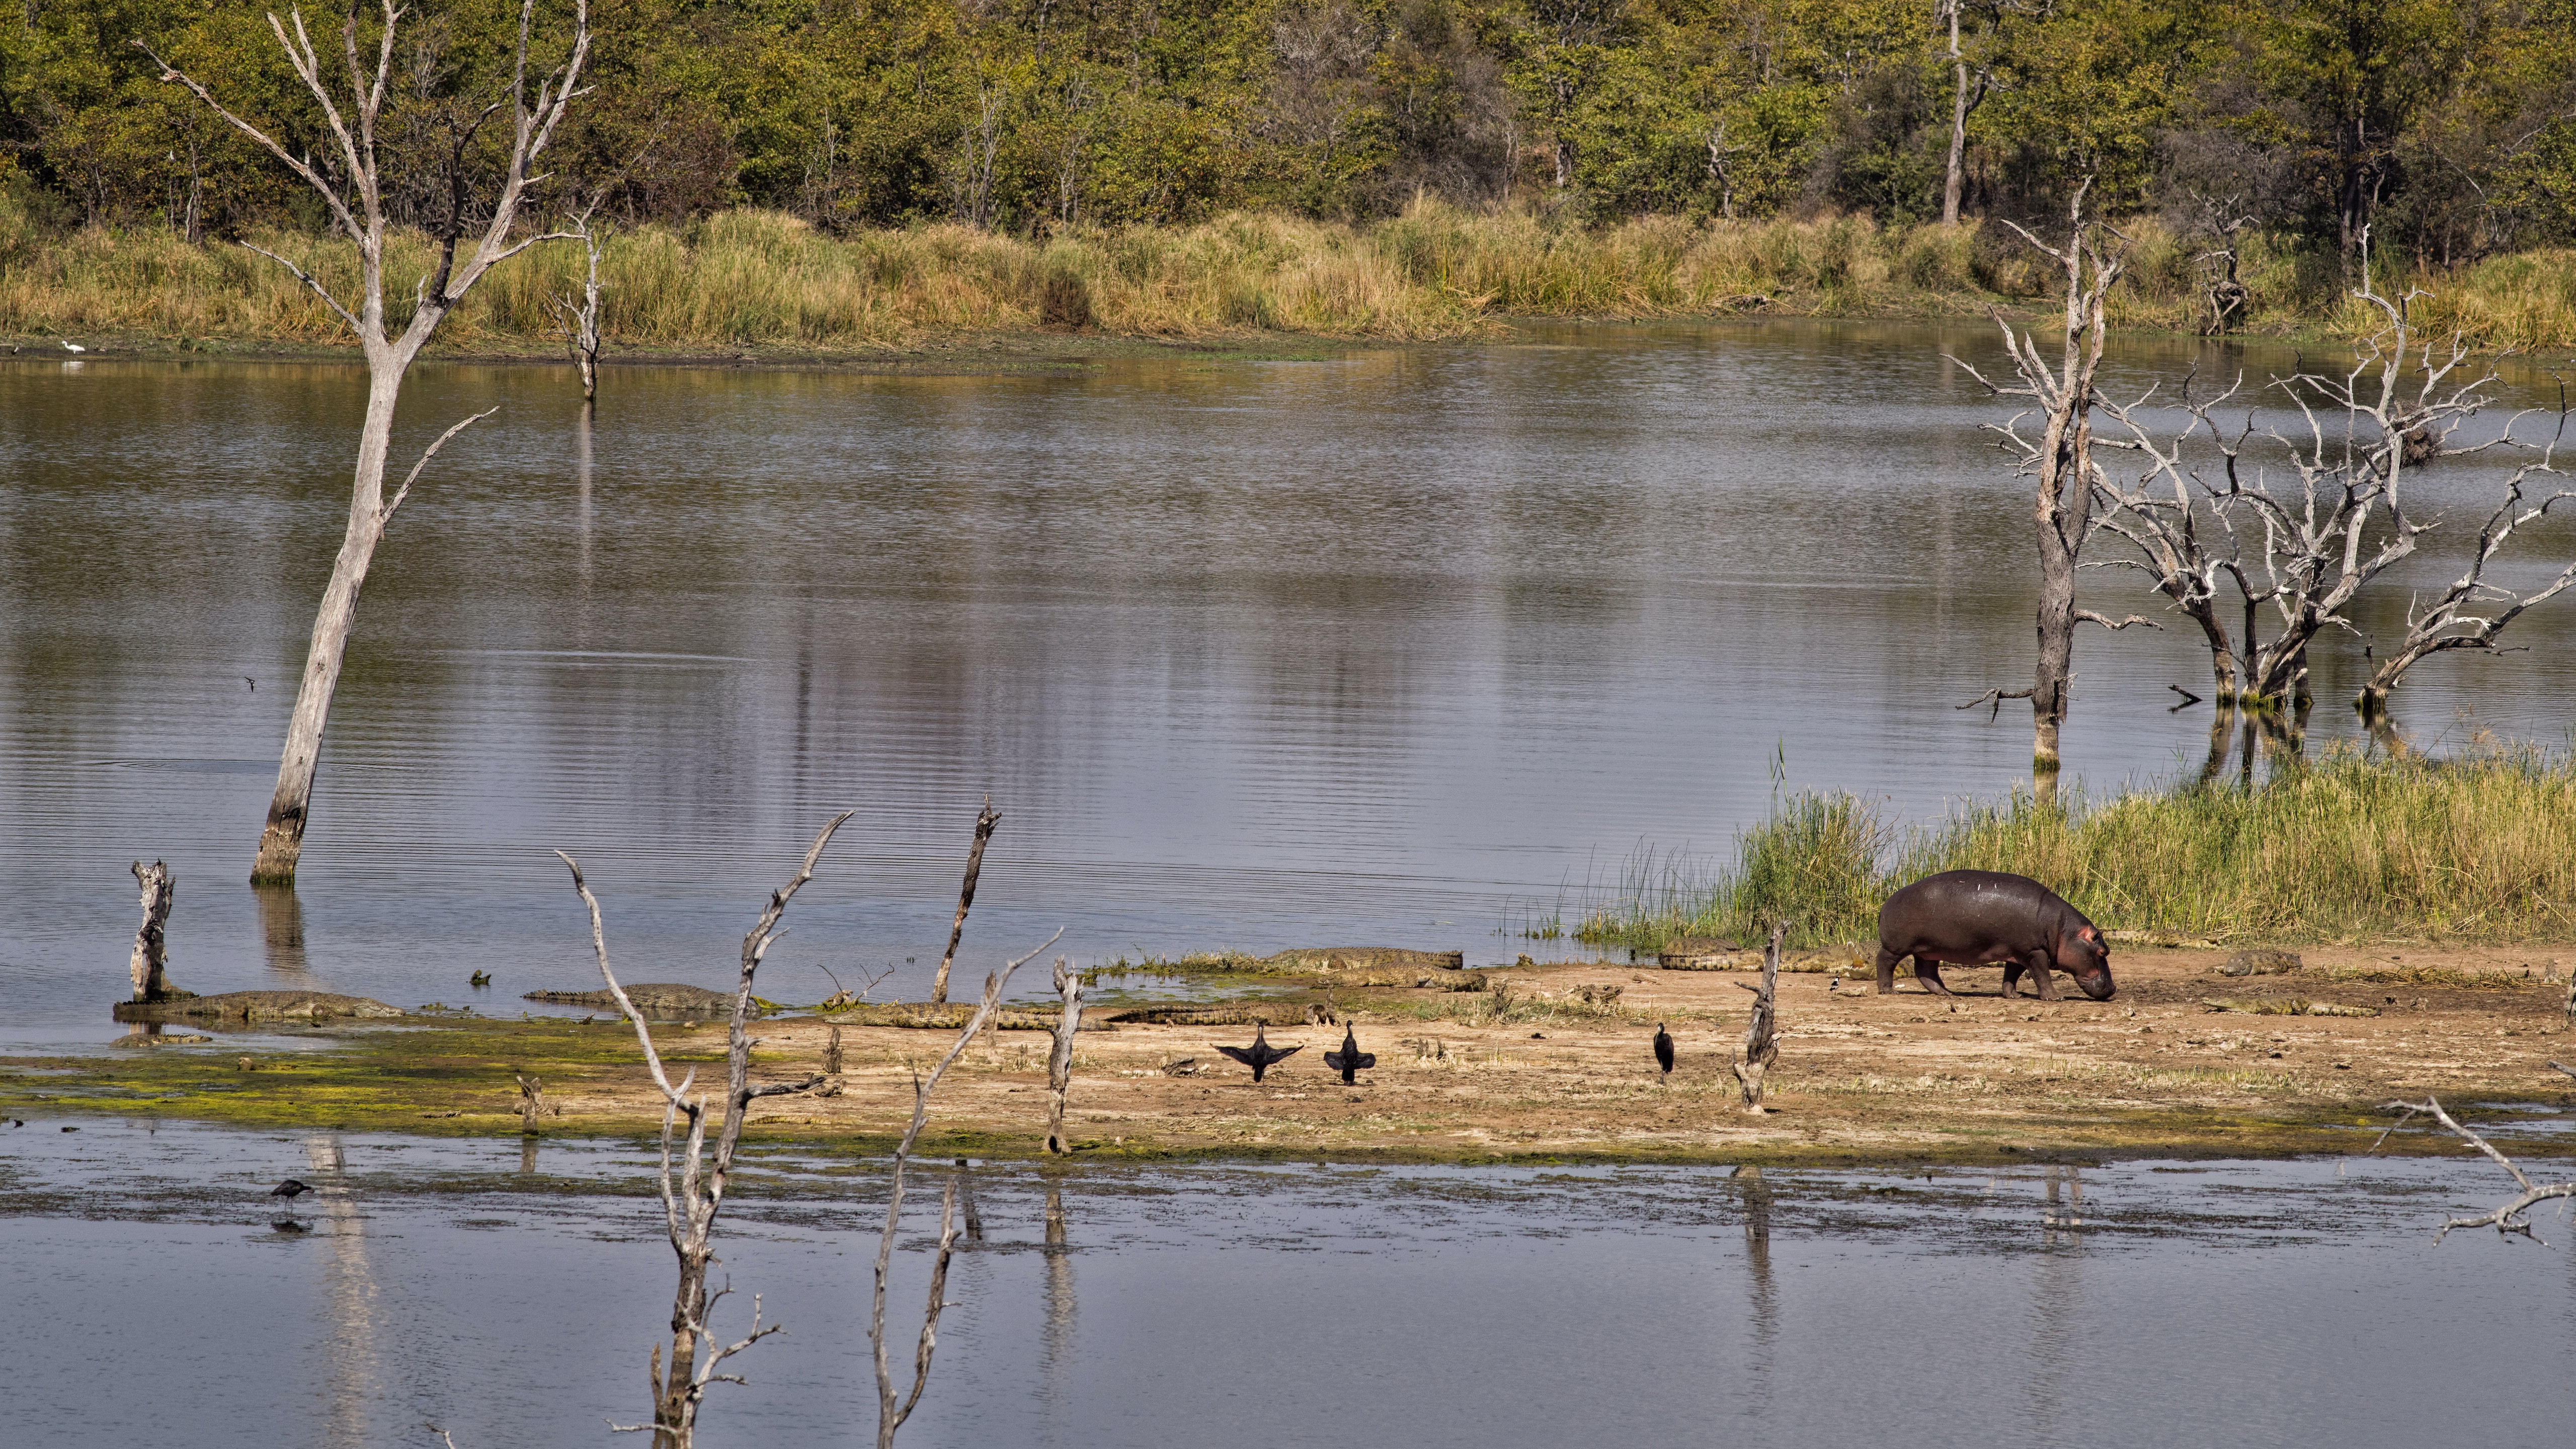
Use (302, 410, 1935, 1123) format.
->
(874, 924, 1065, 1448)
(127, 860, 178, 1001)
(547, 215, 607, 404)
(1044, 956, 1084, 1154)
(2093, 373, 2258, 703)
(2216, 273, 2508, 715)
(2374, 1096, 2576, 1243)
(1730, 921, 1784, 1113)
(2355, 445, 2576, 717)
(142, 0, 592, 887)
(556, 810, 853, 1449)
(1953, 179, 2151, 790)
(929, 796, 1001, 1004)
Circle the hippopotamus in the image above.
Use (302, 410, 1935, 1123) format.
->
(1873, 870, 2114, 1001)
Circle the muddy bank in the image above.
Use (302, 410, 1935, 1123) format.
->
(7, 943, 2570, 1165)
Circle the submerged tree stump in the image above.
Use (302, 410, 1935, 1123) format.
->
(127, 860, 187, 1002)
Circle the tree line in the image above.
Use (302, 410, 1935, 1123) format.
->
(6, 0, 2575, 268)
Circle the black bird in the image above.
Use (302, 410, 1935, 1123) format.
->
(1215, 1025, 1302, 1083)
(1323, 1024, 1376, 1085)
(1652, 1022, 1675, 1083)
(269, 1178, 315, 1199)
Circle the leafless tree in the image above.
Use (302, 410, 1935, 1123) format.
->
(2374, 1096, 2576, 1243)
(1730, 922, 1783, 1113)
(142, 0, 592, 887)
(555, 811, 852, 1449)
(2092, 373, 2257, 702)
(874, 925, 1065, 1448)
(2089, 255, 2574, 740)
(1044, 956, 1084, 1154)
(547, 215, 607, 404)
(1953, 179, 2152, 790)
(2355, 444, 2576, 718)
(930, 797, 1001, 1004)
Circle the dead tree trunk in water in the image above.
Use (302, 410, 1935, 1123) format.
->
(1730, 922, 1784, 1113)
(128, 860, 177, 1001)
(1045, 956, 1083, 1153)
(145, 0, 593, 886)
(557, 811, 853, 1449)
(548, 215, 607, 404)
(1952, 180, 2143, 792)
(929, 796, 1000, 1003)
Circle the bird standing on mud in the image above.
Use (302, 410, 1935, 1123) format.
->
(1216, 1025, 1302, 1083)
(1652, 1023, 1675, 1083)
(1323, 1024, 1376, 1085)
(269, 1178, 314, 1199)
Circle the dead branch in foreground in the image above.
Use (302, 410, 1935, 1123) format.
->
(929, 796, 1002, 1004)
(558, 810, 855, 1449)
(2373, 1096, 2576, 1245)
(1731, 921, 1784, 1113)
(875, 924, 1065, 1449)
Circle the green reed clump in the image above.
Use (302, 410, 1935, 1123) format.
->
(1576, 790, 1888, 952)
(1576, 747, 2576, 952)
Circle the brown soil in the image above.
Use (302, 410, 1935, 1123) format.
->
(569, 944, 2576, 1163)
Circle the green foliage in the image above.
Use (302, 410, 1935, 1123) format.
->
(4, 0, 2574, 277)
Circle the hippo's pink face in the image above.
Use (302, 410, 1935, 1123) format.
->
(2063, 925, 2116, 1000)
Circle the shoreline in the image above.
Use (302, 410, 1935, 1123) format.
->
(11, 944, 2569, 1168)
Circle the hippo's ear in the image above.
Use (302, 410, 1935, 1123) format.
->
(2078, 926, 2100, 943)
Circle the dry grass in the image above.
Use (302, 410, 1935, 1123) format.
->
(10, 192, 2576, 352)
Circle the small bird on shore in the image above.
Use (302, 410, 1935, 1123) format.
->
(1653, 1022, 1675, 1083)
(269, 1178, 314, 1199)
(1216, 1025, 1302, 1083)
(60, 340, 85, 353)
(1323, 1024, 1376, 1085)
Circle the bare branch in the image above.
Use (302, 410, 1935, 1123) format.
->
(2373, 1096, 2576, 1244)
(235, 240, 365, 337)
(2074, 610, 2158, 631)
(555, 810, 854, 1448)
(873, 925, 1065, 1447)
(381, 408, 499, 523)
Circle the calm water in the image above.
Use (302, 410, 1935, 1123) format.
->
(2, 1120, 2571, 1447)
(7, 324, 2576, 1045)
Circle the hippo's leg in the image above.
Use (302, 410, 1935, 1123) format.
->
(1874, 943, 1905, 995)
(1911, 957, 1958, 997)
(2024, 951, 2060, 1001)
(2000, 961, 2024, 998)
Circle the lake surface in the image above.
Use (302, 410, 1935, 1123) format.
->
(7, 324, 2576, 1044)
(3, 1120, 2571, 1448)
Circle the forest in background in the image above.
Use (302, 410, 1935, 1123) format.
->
(6, 0, 2576, 339)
